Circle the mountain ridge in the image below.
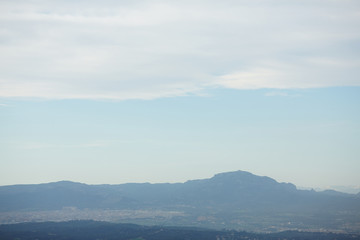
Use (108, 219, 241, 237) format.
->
(0, 170, 354, 196)
(0, 170, 321, 192)
(0, 170, 359, 233)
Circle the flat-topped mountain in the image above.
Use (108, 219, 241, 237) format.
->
(0, 170, 359, 232)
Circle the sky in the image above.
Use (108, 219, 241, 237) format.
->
(0, 0, 360, 190)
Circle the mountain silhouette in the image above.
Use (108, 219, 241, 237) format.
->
(0, 170, 359, 232)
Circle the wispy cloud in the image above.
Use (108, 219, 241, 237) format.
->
(264, 91, 303, 98)
(22, 141, 109, 150)
(1, 1, 359, 100)
(265, 92, 290, 97)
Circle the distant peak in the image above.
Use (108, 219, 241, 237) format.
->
(47, 181, 85, 186)
(210, 170, 267, 182)
(208, 170, 297, 190)
(212, 170, 254, 178)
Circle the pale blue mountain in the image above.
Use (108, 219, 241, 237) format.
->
(0, 171, 359, 232)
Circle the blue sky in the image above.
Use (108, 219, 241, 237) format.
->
(1, 88, 359, 188)
(0, 1, 360, 189)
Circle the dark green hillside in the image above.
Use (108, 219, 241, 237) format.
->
(0, 221, 359, 240)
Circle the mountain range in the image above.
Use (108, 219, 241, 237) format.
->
(0, 170, 359, 233)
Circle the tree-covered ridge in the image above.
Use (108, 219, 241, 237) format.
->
(0, 221, 359, 240)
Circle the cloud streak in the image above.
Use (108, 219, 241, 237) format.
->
(1, 0, 359, 100)
(22, 141, 109, 150)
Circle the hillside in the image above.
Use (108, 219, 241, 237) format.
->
(1, 221, 359, 240)
(0, 171, 359, 232)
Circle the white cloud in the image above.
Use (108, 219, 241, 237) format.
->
(216, 68, 284, 89)
(1, 0, 360, 100)
(215, 58, 360, 90)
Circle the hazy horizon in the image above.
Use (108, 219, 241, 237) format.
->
(0, 168, 359, 195)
